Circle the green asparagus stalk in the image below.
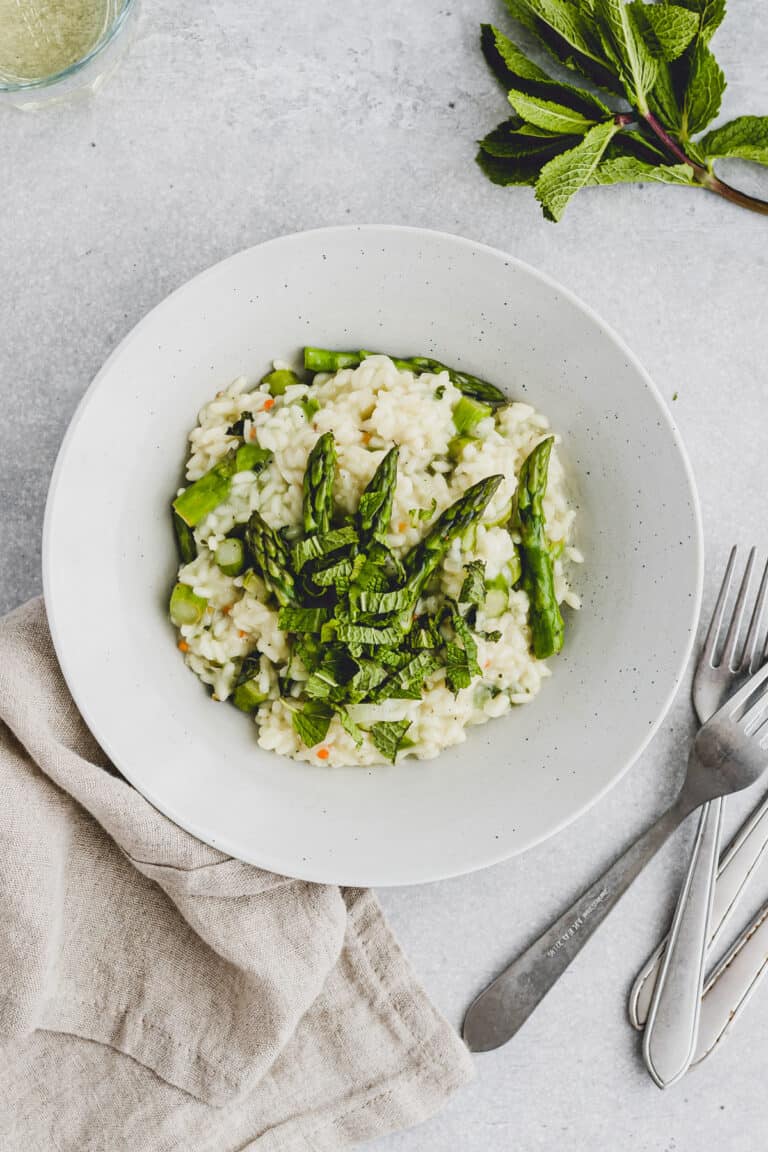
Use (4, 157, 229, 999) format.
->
(403, 474, 503, 597)
(303, 432, 336, 536)
(172, 510, 197, 563)
(302, 348, 507, 407)
(358, 447, 399, 542)
(173, 445, 272, 527)
(245, 511, 297, 606)
(516, 438, 564, 660)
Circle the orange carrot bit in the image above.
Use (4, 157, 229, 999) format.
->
(398, 521, 408, 533)
(361, 431, 372, 445)
(249, 427, 258, 440)
(238, 630, 248, 638)
(263, 397, 275, 411)
(221, 604, 232, 615)
(178, 640, 189, 652)
(483, 659, 491, 669)
(316, 747, 330, 760)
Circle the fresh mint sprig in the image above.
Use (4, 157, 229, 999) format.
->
(477, 0, 768, 219)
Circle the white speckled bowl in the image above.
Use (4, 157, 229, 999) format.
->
(43, 226, 703, 886)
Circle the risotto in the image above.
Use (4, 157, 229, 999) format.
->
(169, 350, 582, 766)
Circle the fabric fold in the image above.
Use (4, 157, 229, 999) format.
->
(0, 599, 473, 1149)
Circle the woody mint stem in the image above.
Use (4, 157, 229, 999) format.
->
(642, 110, 768, 217)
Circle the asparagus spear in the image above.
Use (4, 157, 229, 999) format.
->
(358, 447, 399, 543)
(516, 437, 564, 660)
(244, 510, 297, 606)
(403, 474, 503, 597)
(303, 432, 336, 536)
(302, 348, 507, 407)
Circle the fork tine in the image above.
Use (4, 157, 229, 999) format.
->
(721, 547, 756, 670)
(742, 557, 768, 673)
(702, 546, 737, 666)
(728, 662, 768, 718)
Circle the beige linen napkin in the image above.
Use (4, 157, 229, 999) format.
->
(0, 599, 473, 1151)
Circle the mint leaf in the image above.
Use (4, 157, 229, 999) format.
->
(630, 2, 698, 61)
(700, 116, 768, 166)
(444, 643, 474, 692)
(507, 89, 604, 134)
(479, 119, 581, 158)
(674, 0, 725, 43)
(337, 707, 364, 746)
(536, 120, 619, 219)
(476, 150, 553, 186)
(506, 0, 605, 64)
(481, 23, 550, 86)
(682, 41, 725, 135)
(594, 0, 657, 111)
(292, 701, 333, 748)
(459, 561, 488, 607)
(277, 605, 329, 633)
(369, 719, 412, 763)
(590, 156, 694, 185)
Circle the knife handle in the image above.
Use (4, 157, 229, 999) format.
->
(463, 803, 688, 1052)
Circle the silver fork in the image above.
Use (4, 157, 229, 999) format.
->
(640, 548, 768, 1087)
(463, 661, 768, 1053)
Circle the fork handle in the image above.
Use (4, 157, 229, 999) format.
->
(642, 798, 723, 1087)
(629, 790, 768, 1029)
(463, 799, 692, 1052)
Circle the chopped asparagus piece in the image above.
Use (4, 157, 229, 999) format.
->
(261, 368, 300, 395)
(170, 583, 208, 627)
(215, 537, 245, 577)
(452, 395, 492, 435)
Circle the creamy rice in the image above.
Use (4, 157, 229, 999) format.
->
(173, 355, 581, 765)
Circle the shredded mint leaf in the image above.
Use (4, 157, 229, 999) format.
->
(369, 719, 412, 763)
(460, 561, 488, 607)
(536, 120, 620, 219)
(278, 606, 330, 633)
(292, 701, 333, 747)
(337, 707, 364, 746)
(309, 557, 354, 589)
(700, 116, 768, 165)
(292, 526, 358, 572)
(409, 498, 437, 526)
(435, 384, 446, 399)
(371, 651, 441, 702)
(482, 629, 503, 643)
(325, 620, 407, 646)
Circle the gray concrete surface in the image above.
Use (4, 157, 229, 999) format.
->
(2, 1, 768, 1148)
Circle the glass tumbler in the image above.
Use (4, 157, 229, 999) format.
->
(0, 0, 138, 109)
